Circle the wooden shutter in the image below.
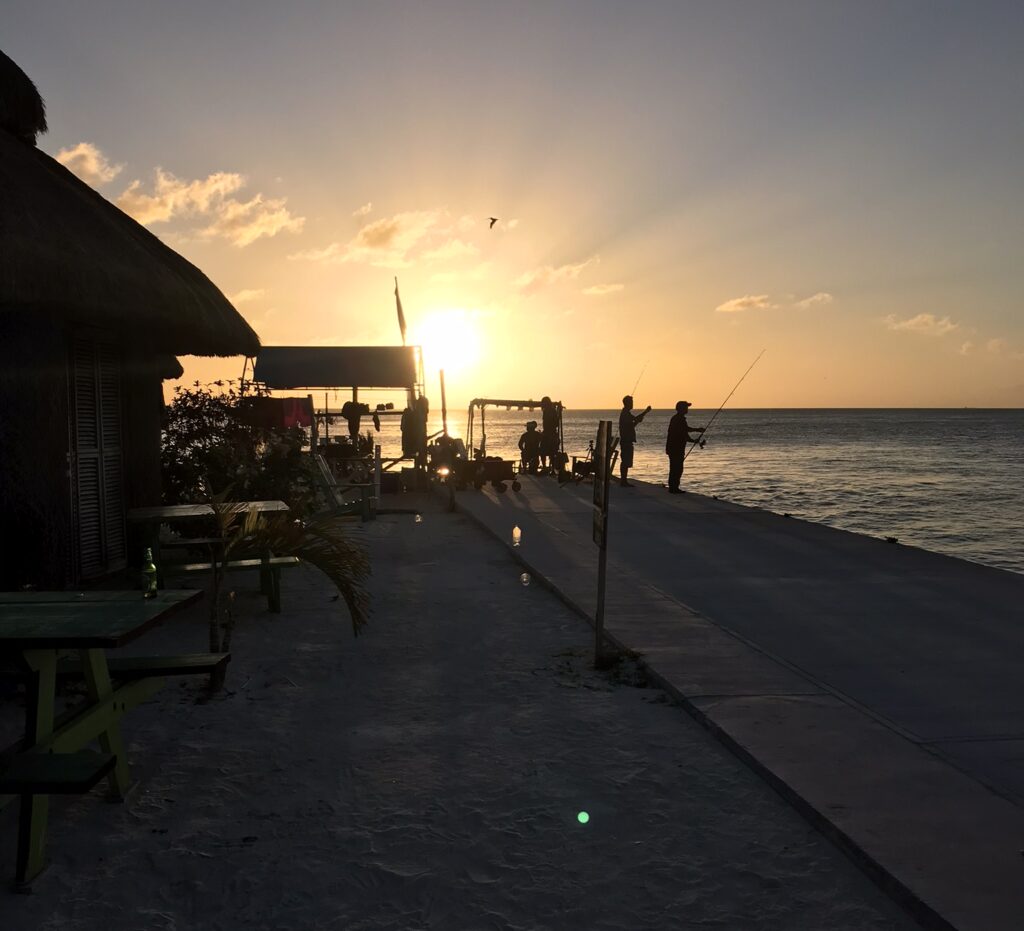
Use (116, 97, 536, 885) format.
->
(72, 334, 126, 579)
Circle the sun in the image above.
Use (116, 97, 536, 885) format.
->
(410, 308, 482, 377)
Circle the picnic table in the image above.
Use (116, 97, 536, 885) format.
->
(127, 501, 291, 587)
(0, 589, 214, 887)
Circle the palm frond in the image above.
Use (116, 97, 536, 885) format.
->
(226, 512, 371, 636)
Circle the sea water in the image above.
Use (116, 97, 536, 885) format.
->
(376, 408, 1023, 574)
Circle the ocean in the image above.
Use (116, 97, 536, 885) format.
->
(374, 408, 1023, 575)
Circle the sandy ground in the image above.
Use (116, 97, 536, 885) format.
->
(0, 501, 918, 930)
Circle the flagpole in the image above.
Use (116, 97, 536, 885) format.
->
(394, 276, 407, 346)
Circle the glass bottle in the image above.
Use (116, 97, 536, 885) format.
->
(142, 547, 158, 599)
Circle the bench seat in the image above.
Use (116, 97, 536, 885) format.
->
(174, 556, 300, 573)
(0, 751, 116, 794)
(57, 653, 230, 682)
(170, 556, 300, 613)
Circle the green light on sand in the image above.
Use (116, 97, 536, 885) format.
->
(577, 811, 590, 824)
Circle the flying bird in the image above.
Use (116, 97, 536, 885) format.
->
(488, 217, 499, 228)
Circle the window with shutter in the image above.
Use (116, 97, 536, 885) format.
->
(72, 334, 126, 579)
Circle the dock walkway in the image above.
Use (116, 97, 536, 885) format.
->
(457, 475, 1024, 931)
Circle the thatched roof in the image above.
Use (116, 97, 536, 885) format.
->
(0, 49, 259, 357)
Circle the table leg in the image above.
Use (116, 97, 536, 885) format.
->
(16, 650, 57, 887)
(80, 649, 131, 798)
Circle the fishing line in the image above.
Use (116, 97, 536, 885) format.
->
(631, 359, 650, 397)
(684, 349, 765, 461)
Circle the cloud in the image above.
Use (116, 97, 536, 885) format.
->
(959, 341, 973, 355)
(515, 257, 597, 295)
(582, 283, 624, 297)
(352, 202, 373, 218)
(795, 291, 834, 309)
(230, 288, 266, 305)
(884, 313, 959, 336)
(291, 209, 470, 268)
(116, 169, 245, 225)
(987, 337, 1008, 353)
(199, 193, 304, 247)
(422, 238, 479, 262)
(116, 167, 303, 246)
(431, 262, 493, 283)
(715, 294, 777, 313)
(55, 142, 123, 187)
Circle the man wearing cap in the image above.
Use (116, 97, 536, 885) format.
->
(665, 401, 705, 494)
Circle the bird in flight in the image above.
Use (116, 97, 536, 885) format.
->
(488, 217, 499, 229)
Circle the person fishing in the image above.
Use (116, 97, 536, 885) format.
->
(618, 395, 651, 487)
(665, 401, 705, 494)
(518, 420, 542, 474)
(539, 396, 560, 474)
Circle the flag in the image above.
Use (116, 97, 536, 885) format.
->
(394, 277, 407, 346)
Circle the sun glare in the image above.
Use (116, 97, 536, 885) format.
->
(411, 308, 482, 377)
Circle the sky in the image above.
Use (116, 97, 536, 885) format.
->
(8, 1, 1024, 408)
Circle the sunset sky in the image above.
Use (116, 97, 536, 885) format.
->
(8, 1, 1024, 407)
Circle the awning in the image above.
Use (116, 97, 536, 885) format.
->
(254, 346, 419, 389)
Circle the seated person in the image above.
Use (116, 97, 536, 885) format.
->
(518, 421, 542, 474)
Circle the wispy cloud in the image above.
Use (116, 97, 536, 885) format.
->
(55, 142, 123, 187)
(795, 291, 834, 309)
(199, 193, 304, 247)
(431, 262, 493, 283)
(422, 238, 479, 262)
(515, 257, 597, 295)
(291, 209, 472, 268)
(959, 341, 974, 355)
(987, 337, 1008, 353)
(884, 313, 959, 336)
(114, 166, 304, 247)
(117, 169, 245, 224)
(230, 288, 266, 305)
(582, 283, 624, 297)
(352, 202, 373, 218)
(715, 294, 777, 313)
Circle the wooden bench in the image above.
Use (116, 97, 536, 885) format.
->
(172, 556, 300, 613)
(57, 653, 231, 682)
(0, 750, 116, 795)
(1, 750, 117, 889)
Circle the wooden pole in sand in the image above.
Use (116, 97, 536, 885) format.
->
(592, 421, 612, 668)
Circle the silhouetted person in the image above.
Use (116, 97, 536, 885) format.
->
(341, 400, 371, 441)
(539, 396, 560, 473)
(618, 395, 651, 487)
(518, 421, 541, 474)
(665, 400, 705, 494)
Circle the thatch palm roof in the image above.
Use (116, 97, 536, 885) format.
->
(0, 49, 259, 357)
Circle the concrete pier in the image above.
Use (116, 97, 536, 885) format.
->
(457, 475, 1024, 931)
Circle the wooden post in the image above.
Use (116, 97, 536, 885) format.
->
(592, 421, 612, 668)
(440, 368, 448, 437)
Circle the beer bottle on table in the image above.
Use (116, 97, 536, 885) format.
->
(142, 548, 158, 599)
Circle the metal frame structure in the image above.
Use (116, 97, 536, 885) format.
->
(465, 397, 565, 461)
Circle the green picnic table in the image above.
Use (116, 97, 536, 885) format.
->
(0, 589, 205, 887)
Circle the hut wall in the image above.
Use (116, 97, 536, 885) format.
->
(0, 311, 73, 589)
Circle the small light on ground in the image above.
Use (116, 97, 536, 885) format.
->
(520, 573, 531, 586)
(512, 525, 522, 547)
(577, 811, 590, 824)
(414, 514, 423, 523)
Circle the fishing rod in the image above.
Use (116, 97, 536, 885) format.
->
(631, 359, 650, 397)
(683, 349, 765, 461)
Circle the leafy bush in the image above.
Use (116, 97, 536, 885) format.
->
(162, 381, 317, 516)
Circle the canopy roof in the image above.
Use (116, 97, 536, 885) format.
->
(254, 346, 420, 390)
(0, 49, 259, 358)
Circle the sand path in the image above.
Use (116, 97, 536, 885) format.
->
(1, 503, 917, 930)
